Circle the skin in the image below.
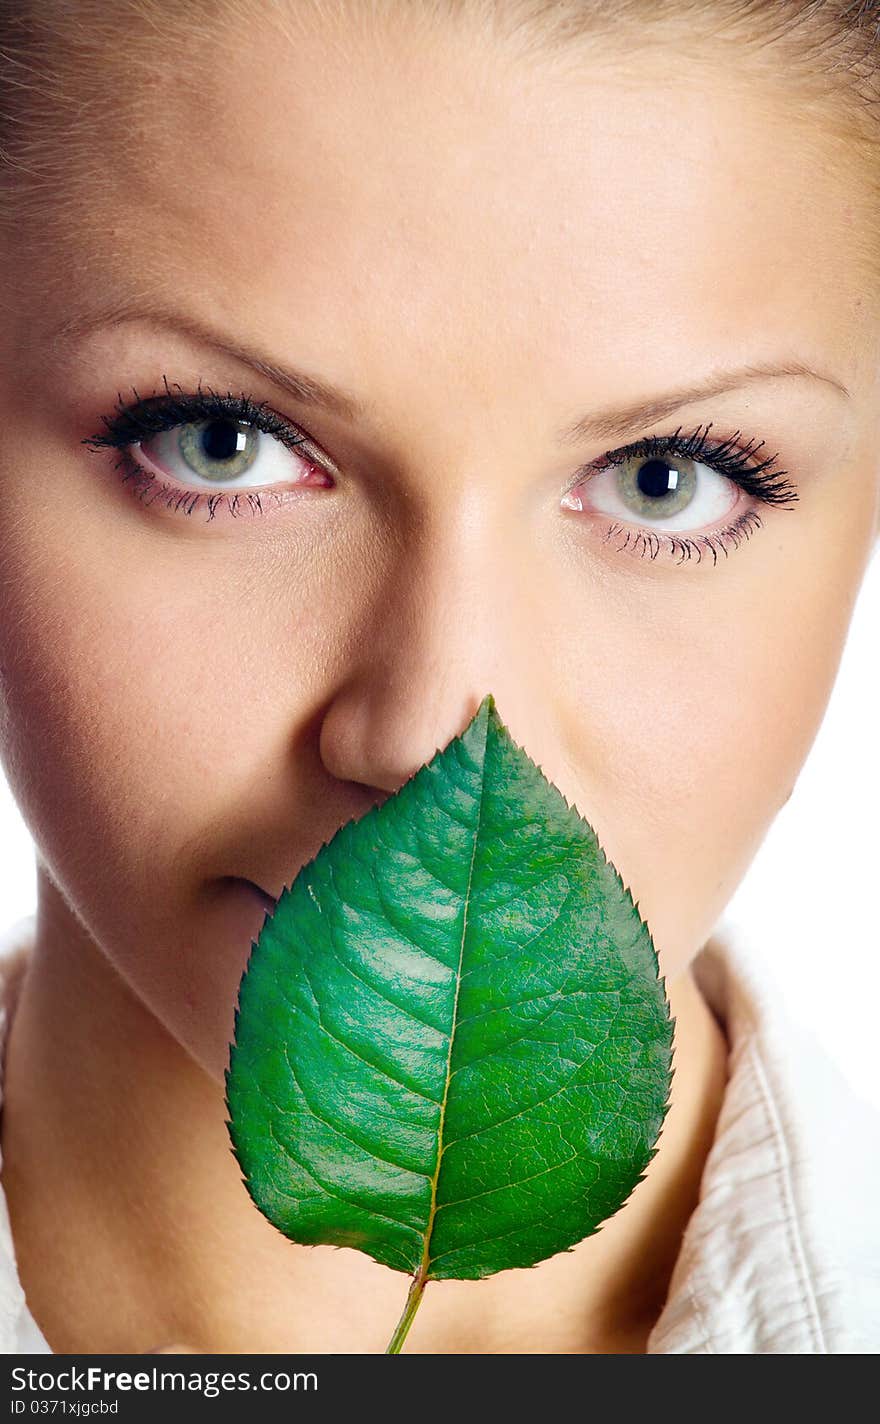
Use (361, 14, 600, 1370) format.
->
(0, 7, 878, 1354)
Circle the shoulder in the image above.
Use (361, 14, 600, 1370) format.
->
(649, 915, 880, 1353)
(0, 911, 54, 1352)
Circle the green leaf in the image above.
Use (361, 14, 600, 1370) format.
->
(224, 692, 674, 1352)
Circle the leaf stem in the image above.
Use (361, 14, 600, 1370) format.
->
(385, 1267, 428, 1354)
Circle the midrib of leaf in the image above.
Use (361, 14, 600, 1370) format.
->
(385, 722, 489, 1353)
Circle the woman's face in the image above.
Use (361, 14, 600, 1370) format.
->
(0, 11, 877, 1082)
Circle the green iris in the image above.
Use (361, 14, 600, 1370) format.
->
(617, 454, 696, 519)
(177, 419, 260, 482)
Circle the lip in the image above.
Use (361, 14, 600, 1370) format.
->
(201, 877, 282, 964)
(236, 878, 278, 917)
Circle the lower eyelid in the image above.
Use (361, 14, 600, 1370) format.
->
(598, 508, 765, 566)
(107, 448, 331, 522)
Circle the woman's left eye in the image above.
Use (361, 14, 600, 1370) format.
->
(559, 425, 798, 565)
(563, 448, 738, 529)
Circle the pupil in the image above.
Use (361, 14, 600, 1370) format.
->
(637, 457, 677, 499)
(201, 419, 241, 461)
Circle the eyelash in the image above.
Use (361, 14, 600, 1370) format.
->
(82, 376, 327, 522)
(575, 421, 798, 566)
(83, 376, 799, 565)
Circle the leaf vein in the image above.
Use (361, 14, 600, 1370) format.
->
(421, 734, 490, 1272)
(279, 1040, 433, 1181)
(264, 1116, 422, 1247)
(428, 1185, 599, 1269)
(442, 1023, 620, 1150)
(435, 1150, 585, 1213)
(274, 972, 443, 1109)
(322, 861, 451, 1034)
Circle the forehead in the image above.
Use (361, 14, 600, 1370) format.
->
(27, 13, 872, 418)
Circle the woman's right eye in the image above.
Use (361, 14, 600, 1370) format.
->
(83, 384, 336, 520)
(129, 415, 326, 492)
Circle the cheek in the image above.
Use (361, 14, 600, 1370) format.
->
(0, 492, 343, 1078)
(554, 489, 873, 980)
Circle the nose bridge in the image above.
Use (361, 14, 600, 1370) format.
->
(382, 488, 537, 705)
(321, 493, 548, 792)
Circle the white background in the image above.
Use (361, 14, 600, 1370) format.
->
(1, 550, 878, 1105)
(720, 543, 880, 1106)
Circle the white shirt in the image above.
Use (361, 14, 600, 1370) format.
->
(0, 909, 877, 1354)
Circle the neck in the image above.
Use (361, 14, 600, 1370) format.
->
(1, 878, 729, 1354)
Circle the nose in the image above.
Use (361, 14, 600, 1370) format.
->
(317, 509, 549, 798)
(324, 685, 493, 798)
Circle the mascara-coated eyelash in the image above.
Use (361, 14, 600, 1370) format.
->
(588, 421, 798, 507)
(563, 421, 798, 566)
(85, 381, 798, 566)
(595, 509, 764, 567)
(82, 376, 328, 521)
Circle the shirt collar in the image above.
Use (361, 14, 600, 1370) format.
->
(648, 915, 880, 1353)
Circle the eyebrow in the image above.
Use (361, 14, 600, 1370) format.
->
(51, 302, 370, 422)
(50, 300, 851, 445)
(557, 359, 851, 444)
